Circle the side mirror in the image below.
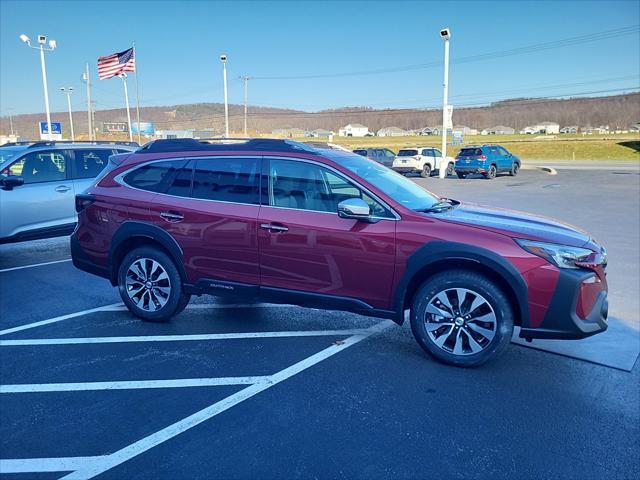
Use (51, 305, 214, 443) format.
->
(337, 198, 373, 222)
(1, 175, 24, 191)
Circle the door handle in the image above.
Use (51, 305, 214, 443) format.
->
(160, 211, 184, 222)
(260, 223, 288, 233)
(55, 185, 71, 193)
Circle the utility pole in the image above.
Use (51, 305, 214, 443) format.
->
(82, 63, 93, 140)
(240, 75, 252, 137)
(60, 87, 75, 141)
(220, 54, 229, 137)
(439, 28, 451, 179)
(8, 109, 14, 136)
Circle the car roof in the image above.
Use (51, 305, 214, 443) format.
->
(135, 138, 318, 155)
(0, 140, 139, 153)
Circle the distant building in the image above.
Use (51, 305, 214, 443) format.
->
(0, 134, 25, 145)
(338, 123, 369, 137)
(536, 122, 560, 134)
(630, 123, 640, 132)
(560, 126, 579, 134)
(482, 125, 515, 135)
(453, 125, 479, 135)
(154, 130, 195, 139)
(102, 122, 129, 134)
(520, 126, 538, 134)
(377, 126, 408, 137)
(418, 126, 441, 136)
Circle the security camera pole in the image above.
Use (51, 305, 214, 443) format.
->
(82, 64, 93, 140)
(240, 75, 252, 137)
(60, 87, 75, 141)
(439, 28, 451, 179)
(20, 33, 57, 140)
(221, 54, 229, 138)
(119, 73, 134, 142)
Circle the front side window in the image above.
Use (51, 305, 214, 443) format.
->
(123, 159, 189, 194)
(191, 157, 259, 204)
(498, 147, 510, 156)
(5, 150, 68, 184)
(72, 149, 112, 179)
(421, 149, 433, 157)
(268, 158, 392, 217)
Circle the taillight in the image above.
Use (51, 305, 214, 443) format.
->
(479, 155, 487, 160)
(75, 194, 96, 213)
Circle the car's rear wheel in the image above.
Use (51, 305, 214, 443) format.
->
(446, 163, 455, 176)
(118, 246, 190, 322)
(484, 164, 497, 179)
(410, 270, 514, 367)
(420, 164, 432, 178)
(510, 163, 520, 176)
(456, 172, 467, 179)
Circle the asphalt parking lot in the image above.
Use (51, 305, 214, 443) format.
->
(1, 166, 639, 480)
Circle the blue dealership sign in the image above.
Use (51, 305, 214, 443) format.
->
(39, 122, 62, 134)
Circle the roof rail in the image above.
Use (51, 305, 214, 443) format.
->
(138, 138, 317, 154)
(25, 140, 140, 148)
(0, 141, 36, 148)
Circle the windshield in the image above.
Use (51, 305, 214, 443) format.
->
(323, 151, 439, 211)
(398, 149, 418, 157)
(458, 148, 483, 156)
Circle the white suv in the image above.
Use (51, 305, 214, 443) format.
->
(391, 147, 454, 177)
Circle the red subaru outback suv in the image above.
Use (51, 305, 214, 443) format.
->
(71, 139, 608, 367)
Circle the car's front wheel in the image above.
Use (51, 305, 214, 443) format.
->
(118, 246, 190, 322)
(410, 270, 514, 367)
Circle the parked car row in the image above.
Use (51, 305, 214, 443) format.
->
(352, 144, 521, 180)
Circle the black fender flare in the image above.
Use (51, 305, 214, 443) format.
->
(108, 221, 187, 285)
(393, 241, 530, 327)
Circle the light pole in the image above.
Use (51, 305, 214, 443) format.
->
(81, 64, 93, 140)
(119, 74, 134, 142)
(240, 75, 252, 137)
(20, 34, 57, 140)
(8, 109, 14, 136)
(220, 54, 229, 138)
(439, 28, 451, 179)
(60, 87, 75, 141)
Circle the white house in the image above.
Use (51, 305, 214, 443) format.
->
(377, 126, 408, 137)
(419, 126, 441, 136)
(482, 126, 515, 135)
(536, 122, 560, 134)
(338, 123, 369, 137)
(453, 125, 479, 135)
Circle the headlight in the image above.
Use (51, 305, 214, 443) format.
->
(515, 239, 594, 269)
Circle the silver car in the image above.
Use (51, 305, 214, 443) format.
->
(0, 141, 137, 243)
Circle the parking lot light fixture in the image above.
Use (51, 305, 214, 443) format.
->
(20, 33, 57, 140)
(439, 27, 451, 179)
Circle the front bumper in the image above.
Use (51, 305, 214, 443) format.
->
(520, 268, 608, 340)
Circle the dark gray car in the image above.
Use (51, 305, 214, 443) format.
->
(352, 147, 396, 167)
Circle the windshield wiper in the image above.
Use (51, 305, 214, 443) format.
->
(415, 198, 458, 213)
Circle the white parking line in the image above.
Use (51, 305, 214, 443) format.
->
(0, 258, 72, 273)
(3, 321, 390, 479)
(0, 303, 123, 336)
(0, 329, 371, 346)
(0, 456, 107, 474)
(1, 376, 270, 393)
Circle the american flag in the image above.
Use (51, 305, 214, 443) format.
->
(97, 47, 136, 80)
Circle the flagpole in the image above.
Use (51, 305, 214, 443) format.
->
(133, 41, 142, 144)
(120, 74, 133, 142)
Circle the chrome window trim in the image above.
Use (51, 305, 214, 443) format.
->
(114, 156, 262, 207)
(265, 155, 400, 221)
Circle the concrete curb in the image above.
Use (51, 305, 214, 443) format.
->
(522, 164, 558, 175)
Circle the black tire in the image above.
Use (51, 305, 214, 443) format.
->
(510, 163, 520, 176)
(445, 163, 455, 177)
(456, 172, 467, 179)
(420, 164, 432, 178)
(410, 270, 514, 367)
(484, 164, 497, 179)
(118, 246, 191, 322)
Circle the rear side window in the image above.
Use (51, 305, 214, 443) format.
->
(123, 159, 189, 194)
(191, 157, 259, 204)
(458, 148, 483, 156)
(398, 149, 418, 156)
(72, 149, 112, 179)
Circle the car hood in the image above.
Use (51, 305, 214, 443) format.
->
(433, 202, 591, 248)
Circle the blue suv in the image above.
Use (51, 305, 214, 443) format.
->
(454, 145, 520, 179)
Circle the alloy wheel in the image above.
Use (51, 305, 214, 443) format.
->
(423, 288, 497, 356)
(125, 258, 171, 311)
